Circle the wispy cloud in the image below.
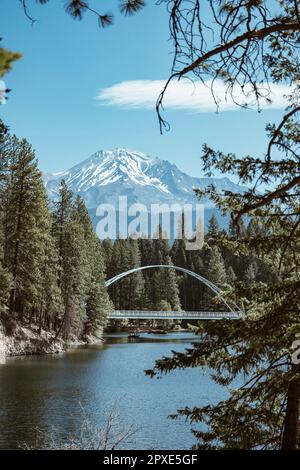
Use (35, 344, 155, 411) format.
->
(96, 79, 292, 113)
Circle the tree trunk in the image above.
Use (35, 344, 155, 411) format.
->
(55, 291, 72, 341)
(62, 299, 72, 340)
(281, 366, 300, 450)
(10, 182, 24, 314)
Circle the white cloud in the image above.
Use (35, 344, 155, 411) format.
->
(0, 80, 7, 105)
(96, 79, 292, 113)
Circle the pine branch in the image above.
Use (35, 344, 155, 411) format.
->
(233, 176, 300, 224)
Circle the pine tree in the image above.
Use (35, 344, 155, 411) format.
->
(207, 214, 220, 236)
(171, 238, 187, 268)
(52, 179, 73, 285)
(113, 240, 131, 309)
(137, 237, 155, 309)
(171, 239, 187, 309)
(72, 196, 111, 338)
(37, 236, 62, 333)
(205, 246, 227, 287)
(60, 218, 88, 340)
(0, 211, 11, 317)
(83, 234, 112, 339)
(227, 266, 236, 283)
(161, 256, 181, 310)
(191, 252, 207, 311)
(107, 241, 121, 309)
(244, 262, 257, 283)
(0, 122, 11, 317)
(2, 136, 52, 320)
(127, 239, 145, 309)
(151, 228, 181, 310)
(52, 184, 87, 339)
(102, 238, 114, 277)
(138, 237, 153, 267)
(84, 277, 111, 338)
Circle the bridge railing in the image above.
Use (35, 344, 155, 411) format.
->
(108, 310, 244, 319)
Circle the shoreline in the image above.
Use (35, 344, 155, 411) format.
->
(0, 323, 105, 359)
(0, 323, 190, 360)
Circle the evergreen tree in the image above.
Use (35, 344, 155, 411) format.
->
(244, 262, 257, 283)
(52, 184, 87, 339)
(171, 239, 188, 309)
(106, 241, 121, 309)
(2, 136, 52, 320)
(72, 196, 111, 338)
(191, 252, 207, 311)
(102, 238, 114, 277)
(171, 239, 187, 267)
(138, 238, 153, 267)
(52, 179, 73, 285)
(207, 214, 220, 236)
(227, 266, 237, 283)
(37, 236, 62, 333)
(151, 228, 181, 310)
(0, 211, 11, 316)
(127, 239, 145, 310)
(160, 256, 181, 311)
(205, 246, 227, 287)
(0, 122, 11, 316)
(63, 221, 87, 339)
(138, 237, 155, 309)
(116, 240, 131, 309)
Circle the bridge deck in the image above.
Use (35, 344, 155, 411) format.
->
(108, 310, 243, 320)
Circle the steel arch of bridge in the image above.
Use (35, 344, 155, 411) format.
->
(105, 264, 241, 314)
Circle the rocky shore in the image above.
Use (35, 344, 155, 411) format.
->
(0, 323, 103, 359)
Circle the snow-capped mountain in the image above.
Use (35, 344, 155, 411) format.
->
(44, 148, 244, 214)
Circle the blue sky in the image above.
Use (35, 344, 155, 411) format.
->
(0, 0, 289, 176)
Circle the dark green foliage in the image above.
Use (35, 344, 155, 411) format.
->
(73, 196, 112, 339)
(145, 0, 300, 450)
(105, 216, 268, 315)
(107, 231, 185, 312)
(0, 130, 110, 342)
(1, 136, 51, 317)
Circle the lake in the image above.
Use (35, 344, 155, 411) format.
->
(0, 332, 228, 449)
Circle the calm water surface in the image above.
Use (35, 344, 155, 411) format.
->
(0, 332, 228, 449)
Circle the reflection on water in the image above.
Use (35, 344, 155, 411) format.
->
(0, 333, 227, 450)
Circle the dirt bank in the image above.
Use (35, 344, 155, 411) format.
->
(0, 323, 103, 358)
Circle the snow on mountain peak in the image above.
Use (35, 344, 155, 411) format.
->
(44, 147, 244, 211)
(45, 148, 169, 193)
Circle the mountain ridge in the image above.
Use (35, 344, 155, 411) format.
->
(44, 147, 244, 213)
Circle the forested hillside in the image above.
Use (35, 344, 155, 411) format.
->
(103, 214, 275, 315)
(0, 122, 111, 347)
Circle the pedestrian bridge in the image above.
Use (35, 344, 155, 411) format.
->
(108, 310, 243, 320)
(105, 264, 244, 319)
